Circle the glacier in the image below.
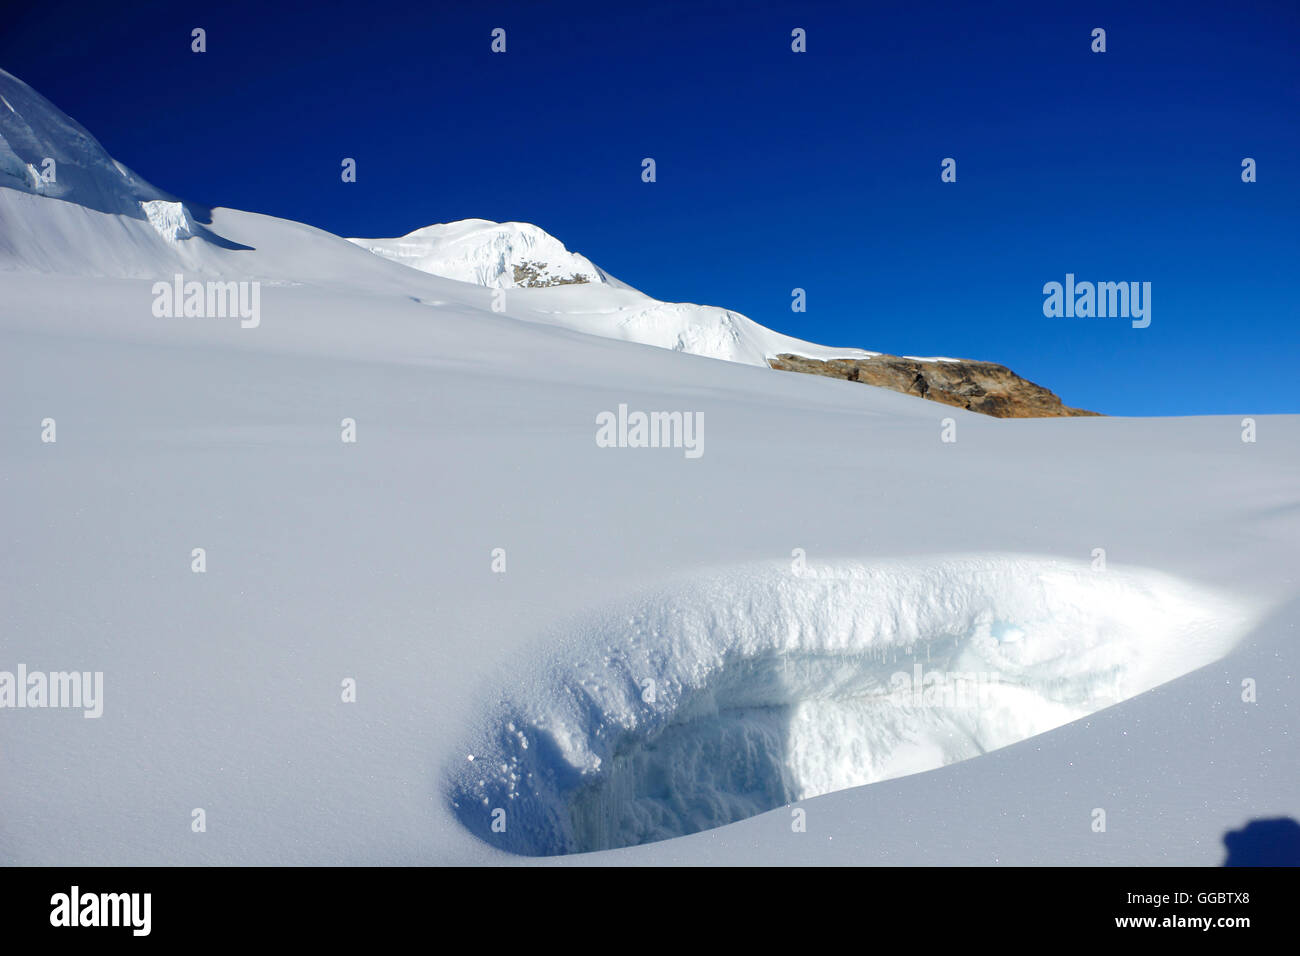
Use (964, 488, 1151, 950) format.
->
(0, 64, 1296, 867)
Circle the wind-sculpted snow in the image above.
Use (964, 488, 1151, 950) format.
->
(449, 555, 1256, 856)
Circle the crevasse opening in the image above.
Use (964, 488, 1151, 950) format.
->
(448, 555, 1253, 856)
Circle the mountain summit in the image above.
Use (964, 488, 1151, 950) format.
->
(348, 219, 611, 289)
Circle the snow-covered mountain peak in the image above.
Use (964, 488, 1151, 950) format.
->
(0, 67, 173, 217)
(347, 218, 609, 289)
(0, 69, 1081, 414)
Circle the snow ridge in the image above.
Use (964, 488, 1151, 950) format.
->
(0, 67, 174, 217)
(348, 217, 879, 367)
(0, 65, 877, 369)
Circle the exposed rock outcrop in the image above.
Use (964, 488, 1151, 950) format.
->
(768, 353, 1099, 418)
(511, 261, 590, 287)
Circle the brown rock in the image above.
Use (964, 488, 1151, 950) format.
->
(768, 353, 1099, 418)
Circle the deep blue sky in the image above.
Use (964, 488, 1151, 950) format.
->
(3, 0, 1297, 415)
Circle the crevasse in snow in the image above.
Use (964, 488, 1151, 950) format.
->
(449, 555, 1256, 856)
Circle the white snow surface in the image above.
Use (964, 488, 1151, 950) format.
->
(1, 65, 1297, 866)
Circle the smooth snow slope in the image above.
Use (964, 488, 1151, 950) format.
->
(2, 265, 1296, 867)
(0, 174, 870, 368)
(1, 66, 1297, 866)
